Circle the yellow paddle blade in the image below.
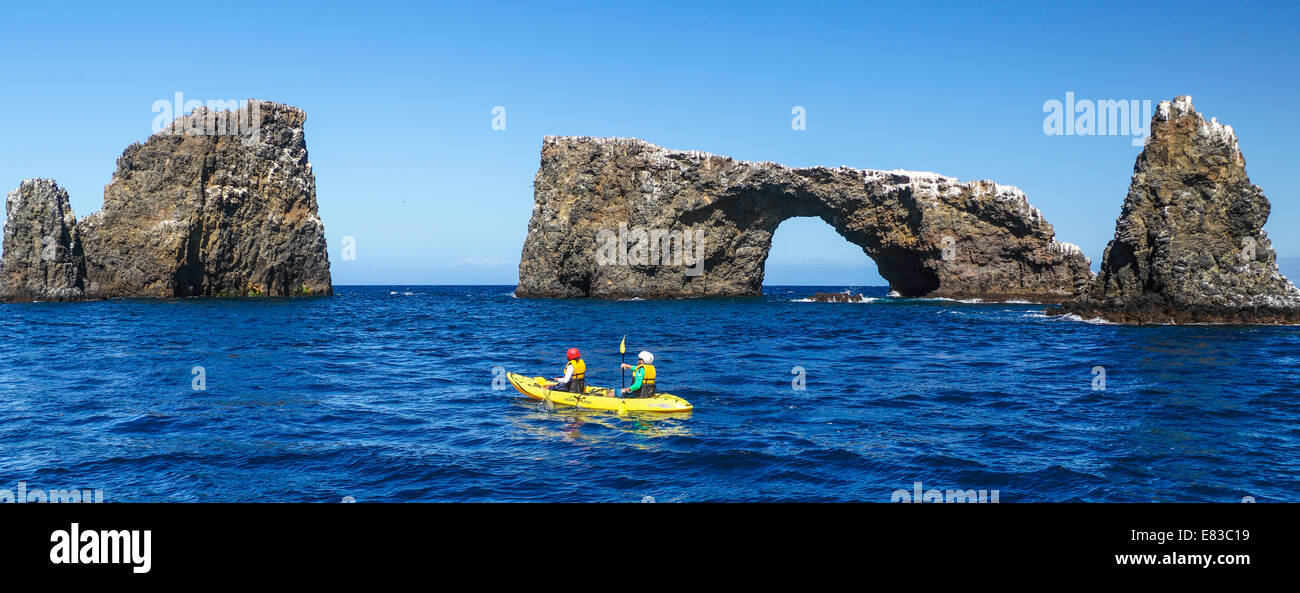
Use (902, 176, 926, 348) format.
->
(619, 335, 626, 354)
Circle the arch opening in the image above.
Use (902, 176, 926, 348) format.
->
(763, 216, 885, 289)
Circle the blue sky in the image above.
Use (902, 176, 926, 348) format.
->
(2, 0, 1297, 285)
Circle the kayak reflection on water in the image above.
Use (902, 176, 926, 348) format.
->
(508, 401, 693, 448)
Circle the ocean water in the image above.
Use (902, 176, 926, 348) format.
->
(1, 285, 1296, 502)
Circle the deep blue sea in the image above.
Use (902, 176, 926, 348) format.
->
(1, 285, 1297, 502)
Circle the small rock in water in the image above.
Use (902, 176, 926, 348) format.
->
(808, 291, 865, 303)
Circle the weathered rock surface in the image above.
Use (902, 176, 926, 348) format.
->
(80, 101, 332, 298)
(1053, 96, 1300, 324)
(517, 137, 1091, 301)
(1, 100, 332, 302)
(0, 179, 86, 301)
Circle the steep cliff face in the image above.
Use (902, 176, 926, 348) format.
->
(517, 137, 1091, 301)
(0, 179, 86, 301)
(79, 100, 332, 298)
(1055, 96, 1300, 324)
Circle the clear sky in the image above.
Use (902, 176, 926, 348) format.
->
(2, 0, 1296, 285)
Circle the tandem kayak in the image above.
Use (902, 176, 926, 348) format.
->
(506, 372, 693, 413)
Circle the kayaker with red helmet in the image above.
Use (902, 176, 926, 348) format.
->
(552, 348, 586, 393)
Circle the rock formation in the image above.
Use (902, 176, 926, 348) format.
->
(0, 179, 86, 301)
(1053, 96, 1300, 324)
(1, 100, 332, 302)
(517, 137, 1091, 301)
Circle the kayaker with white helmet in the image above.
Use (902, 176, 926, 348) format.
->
(620, 351, 656, 398)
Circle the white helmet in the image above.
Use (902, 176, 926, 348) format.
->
(638, 351, 654, 363)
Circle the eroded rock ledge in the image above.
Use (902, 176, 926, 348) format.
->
(517, 137, 1092, 301)
(1052, 96, 1300, 324)
(0, 101, 332, 302)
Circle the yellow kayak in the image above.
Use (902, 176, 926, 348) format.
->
(506, 372, 693, 413)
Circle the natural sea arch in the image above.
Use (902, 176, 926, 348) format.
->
(516, 137, 1091, 302)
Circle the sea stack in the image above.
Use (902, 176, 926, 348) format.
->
(0, 100, 332, 302)
(0, 179, 86, 301)
(81, 101, 332, 298)
(1054, 95, 1300, 324)
(517, 137, 1092, 301)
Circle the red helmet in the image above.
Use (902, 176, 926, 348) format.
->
(566, 348, 581, 360)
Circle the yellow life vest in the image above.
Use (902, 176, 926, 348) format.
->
(635, 363, 655, 385)
(566, 358, 586, 380)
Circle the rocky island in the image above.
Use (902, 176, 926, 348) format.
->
(517, 137, 1092, 302)
(1052, 96, 1300, 324)
(0, 100, 332, 302)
